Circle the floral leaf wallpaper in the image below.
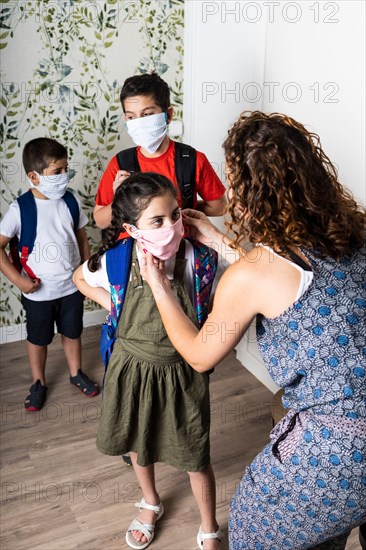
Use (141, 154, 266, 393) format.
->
(0, 0, 185, 328)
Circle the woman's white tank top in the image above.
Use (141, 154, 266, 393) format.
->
(261, 245, 314, 301)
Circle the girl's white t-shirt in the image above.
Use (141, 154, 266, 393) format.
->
(0, 194, 88, 301)
(82, 239, 197, 306)
(82, 239, 226, 309)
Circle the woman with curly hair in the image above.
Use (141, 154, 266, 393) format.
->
(141, 111, 366, 549)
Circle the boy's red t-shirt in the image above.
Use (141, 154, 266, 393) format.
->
(96, 139, 226, 209)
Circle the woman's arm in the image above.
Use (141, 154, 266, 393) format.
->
(141, 244, 303, 372)
(73, 265, 111, 311)
(140, 252, 259, 371)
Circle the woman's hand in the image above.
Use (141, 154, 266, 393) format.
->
(139, 251, 171, 298)
(182, 208, 224, 247)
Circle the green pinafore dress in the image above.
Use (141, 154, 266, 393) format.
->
(96, 241, 211, 471)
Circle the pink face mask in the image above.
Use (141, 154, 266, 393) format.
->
(132, 215, 184, 260)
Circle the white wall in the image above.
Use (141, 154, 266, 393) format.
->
(262, 0, 365, 204)
(184, 0, 267, 233)
(183, 0, 277, 391)
(183, 0, 365, 392)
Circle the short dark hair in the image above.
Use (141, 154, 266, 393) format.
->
(22, 137, 67, 174)
(120, 73, 171, 112)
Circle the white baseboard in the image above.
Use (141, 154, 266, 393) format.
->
(0, 310, 106, 345)
(1, 310, 279, 398)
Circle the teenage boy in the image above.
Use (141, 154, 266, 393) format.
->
(0, 137, 99, 411)
(93, 72, 227, 230)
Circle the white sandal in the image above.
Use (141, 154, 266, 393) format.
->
(197, 525, 222, 549)
(125, 498, 164, 549)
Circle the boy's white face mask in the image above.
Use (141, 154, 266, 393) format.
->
(29, 172, 69, 200)
(126, 112, 168, 154)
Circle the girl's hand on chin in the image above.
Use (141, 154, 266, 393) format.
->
(140, 251, 171, 295)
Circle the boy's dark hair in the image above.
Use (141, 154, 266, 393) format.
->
(22, 138, 67, 174)
(120, 73, 171, 112)
(88, 172, 177, 272)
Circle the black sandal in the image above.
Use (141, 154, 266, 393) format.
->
(24, 380, 48, 411)
(122, 454, 133, 466)
(70, 369, 99, 397)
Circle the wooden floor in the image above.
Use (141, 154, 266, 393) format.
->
(0, 326, 361, 549)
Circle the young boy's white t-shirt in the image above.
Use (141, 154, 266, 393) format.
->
(0, 194, 88, 301)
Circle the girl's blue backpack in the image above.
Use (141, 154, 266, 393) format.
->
(100, 237, 217, 371)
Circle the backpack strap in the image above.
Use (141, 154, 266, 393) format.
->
(100, 237, 134, 369)
(116, 147, 140, 174)
(9, 189, 80, 281)
(191, 238, 218, 377)
(283, 247, 313, 272)
(174, 141, 196, 209)
(190, 238, 218, 327)
(115, 142, 196, 209)
(17, 190, 37, 255)
(173, 239, 187, 281)
(9, 191, 39, 281)
(106, 236, 133, 285)
(62, 190, 80, 230)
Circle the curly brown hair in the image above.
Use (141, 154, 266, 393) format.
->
(223, 111, 365, 258)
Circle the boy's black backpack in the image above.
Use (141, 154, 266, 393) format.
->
(116, 141, 196, 209)
(9, 189, 79, 281)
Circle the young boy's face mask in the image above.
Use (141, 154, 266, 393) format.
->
(29, 172, 69, 200)
(126, 112, 168, 154)
(132, 215, 184, 261)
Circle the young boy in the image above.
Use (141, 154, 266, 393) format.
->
(0, 137, 99, 411)
(93, 72, 227, 231)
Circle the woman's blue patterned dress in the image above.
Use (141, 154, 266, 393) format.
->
(229, 244, 366, 549)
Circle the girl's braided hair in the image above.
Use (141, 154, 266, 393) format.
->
(88, 172, 177, 272)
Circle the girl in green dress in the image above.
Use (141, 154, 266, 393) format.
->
(73, 173, 222, 550)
